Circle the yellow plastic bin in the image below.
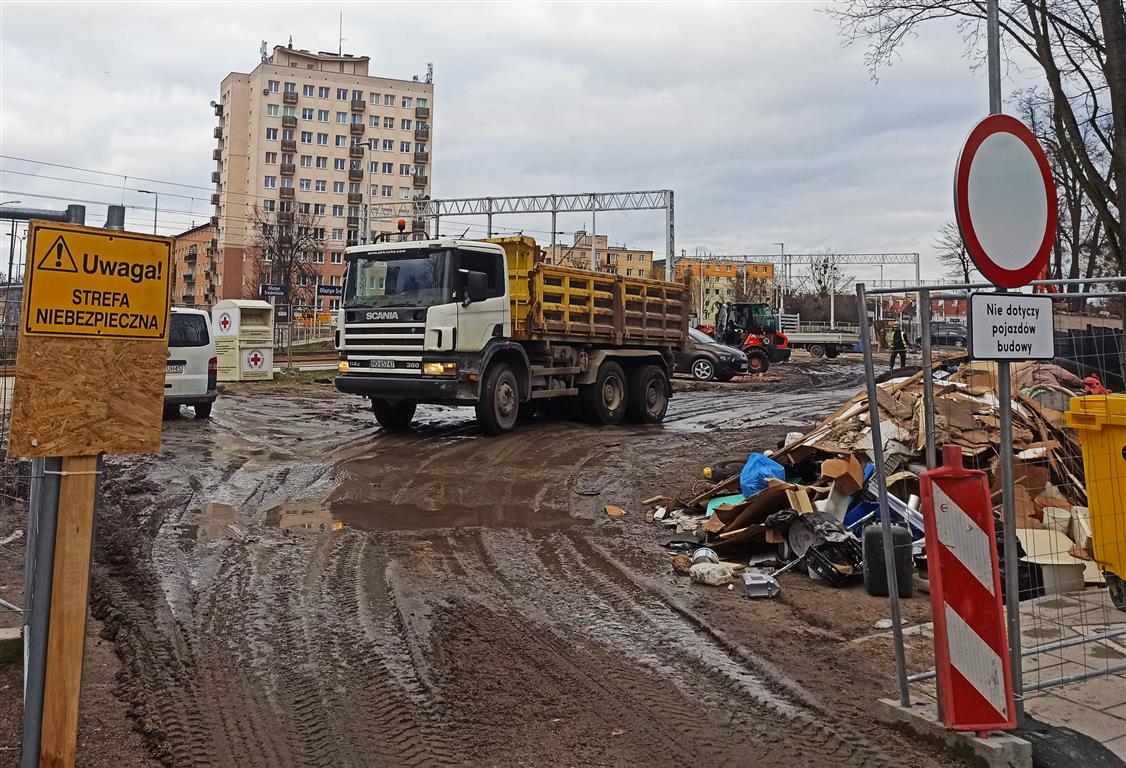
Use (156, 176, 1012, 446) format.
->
(1066, 395, 1126, 609)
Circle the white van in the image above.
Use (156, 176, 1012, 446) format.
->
(165, 307, 218, 418)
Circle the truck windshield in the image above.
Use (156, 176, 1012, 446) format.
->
(344, 250, 449, 308)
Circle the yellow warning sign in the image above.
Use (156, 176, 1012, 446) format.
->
(22, 221, 172, 340)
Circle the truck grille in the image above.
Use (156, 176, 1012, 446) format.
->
(341, 321, 425, 375)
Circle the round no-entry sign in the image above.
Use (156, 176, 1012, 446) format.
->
(954, 114, 1057, 288)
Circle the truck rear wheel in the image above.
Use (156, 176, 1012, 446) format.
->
(746, 350, 770, 374)
(626, 364, 669, 424)
(372, 399, 416, 431)
(580, 360, 627, 425)
(809, 344, 826, 358)
(825, 346, 840, 358)
(476, 362, 520, 435)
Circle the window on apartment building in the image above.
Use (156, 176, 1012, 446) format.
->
(302, 107, 314, 120)
(369, 161, 378, 173)
(417, 97, 428, 108)
(299, 154, 312, 167)
(351, 113, 363, 125)
(314, 203, 326, 215)
(369, 115, 379, 128)
(267, 80, 280, 92)
(400, 141, 411, 153)
(349, 182, 361, 194)
(333, 158, 345, 171)
(263, 199, 276, 212)
(348, 205, 360, 217)
(264, 176, 277, 188)
(381, 185, 392, 198)
(336, 88, 348, 100)
(299, 179, 311, 191)
(314, 251, 325, 264)
(398, 164, 412, 175)
(627, 253, 633, 262)
(334, 135, 346, 147)
(280, 177, 293, 188)
(298, 202, 311, 214)
(331, 252, 343, 263)
(282, 128, 295, 140)
(266, 104, 279, 117)
(332, 228, 343, 240)
(336, 111, 347, 124)
(333, 181, 345, 193)
(298, 131, 310, 143)
(284, 81, 296, 93)
(401, 96, 413, 108)
(381, 162, 393, 174)
(279, 200, 293, 212)
(317, 133, 328, 145)
(318, 86, 330, 98)
(370, 92, 380, 104)
(383, 94, 395, 106)
(383, 116, 394, 129)
(315, 156, 327, 169)
(303, 84, 315, 97)
(265, 152, 278, 164)
(640, 254, 648, 262)
(317, 109, 329, 122)
(283, 106, 296, 118)
(399, 187, 410, 200)
(414, 164, 426, 176)
(316, 180, 327, 192)
(401, 118, 412, 131)
(265, 127, 278, 140)
(351, 89, 362, 101)
(332, 204, 344, 216)
(382, 139, 394, 151)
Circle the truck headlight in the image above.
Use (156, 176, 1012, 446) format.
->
(338, 360, 350, 373)
(422, 361, 457, 376)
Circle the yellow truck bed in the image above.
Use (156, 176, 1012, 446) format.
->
(490, 236, 687, 347)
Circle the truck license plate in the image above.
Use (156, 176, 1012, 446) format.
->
(367, 359, 394, 369)
(166, 364, 184, 374)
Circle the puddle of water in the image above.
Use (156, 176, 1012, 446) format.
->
(329, 493, 578, 533)
(197, 503, 239, 542)
(264, 500, 344, 535)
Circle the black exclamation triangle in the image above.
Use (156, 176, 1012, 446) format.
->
(54, 242, 63, 269)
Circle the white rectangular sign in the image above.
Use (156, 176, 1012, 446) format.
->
(969, 293, 1054, 360)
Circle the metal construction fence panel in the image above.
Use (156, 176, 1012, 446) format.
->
(855, 276, 1126, 734)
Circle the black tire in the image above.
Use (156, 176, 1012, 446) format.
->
(626, 364, 669, 424)
(863, 524, 914, 598)
(825, 346, 840, 359)
(194, 402, 213, 419)
(715, 371, 735, 383)
(689, 357, 715, 381)
(579, 360, 628, 425)
(745, 350, 770, 374)
(809, 344, 826, 358)
(475, 362, 520, 435)
(372, 399, 416, 431)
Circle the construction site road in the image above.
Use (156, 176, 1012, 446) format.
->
(24, 362, 959, 767)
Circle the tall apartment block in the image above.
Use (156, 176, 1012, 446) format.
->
(211, 43, 433, 309)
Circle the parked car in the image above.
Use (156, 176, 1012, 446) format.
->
(676, 328, 748, 381)
(165, 307, 218, 418)
(917, 321, 967, 348)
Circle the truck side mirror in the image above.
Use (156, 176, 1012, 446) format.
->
(461, 270, 488, 306)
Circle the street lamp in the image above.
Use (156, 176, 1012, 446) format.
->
(772, 242, 785, 315)
(137, 189, 159, 235)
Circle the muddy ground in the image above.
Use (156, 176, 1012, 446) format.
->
(0, 361, 954, 767)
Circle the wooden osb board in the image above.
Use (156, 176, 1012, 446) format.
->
(8, 335, 166, 457)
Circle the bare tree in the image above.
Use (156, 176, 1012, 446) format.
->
(934, 221, 979, 283)
(247, 206, 326, 305)
(809, 251, 855, 297)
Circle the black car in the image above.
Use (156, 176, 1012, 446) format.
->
(676, 328, 748, 381)
(916, 321, 967, 348)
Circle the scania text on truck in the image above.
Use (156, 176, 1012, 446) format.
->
(334, 236, 688, 434)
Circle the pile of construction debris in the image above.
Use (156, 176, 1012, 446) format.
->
(646, 359, 1101, 599)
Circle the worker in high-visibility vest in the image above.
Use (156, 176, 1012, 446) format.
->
(889, 322, 908, 370)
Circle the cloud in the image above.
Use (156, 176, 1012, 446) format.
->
(0, 1, 1031, 279)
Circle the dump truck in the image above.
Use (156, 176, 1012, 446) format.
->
(334, 235, 688, 434)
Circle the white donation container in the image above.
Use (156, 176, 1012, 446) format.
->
(211, 299, 274, 382)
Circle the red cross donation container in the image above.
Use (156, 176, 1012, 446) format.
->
(920, 445, 1016, 732)
(211, 299, 275, 382)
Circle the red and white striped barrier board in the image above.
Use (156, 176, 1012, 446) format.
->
(920, 445, 1016, 732)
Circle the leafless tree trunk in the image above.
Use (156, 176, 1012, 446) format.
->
(247, 206, 325, 306)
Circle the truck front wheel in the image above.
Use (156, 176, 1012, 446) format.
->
(580, 360, 628, 425)
(746, 350, 770, 374)
(626, 364, 669, 424)
(476, 362, 520, 435)
(372, 399, 416, 431)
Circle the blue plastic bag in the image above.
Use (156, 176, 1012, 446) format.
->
(739, 453, 785, 498)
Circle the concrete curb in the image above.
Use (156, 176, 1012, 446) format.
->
(0, 626, 23, 664)
(877, 698, 1032, 768)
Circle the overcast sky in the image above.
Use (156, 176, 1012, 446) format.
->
(1, 1, 1023, 280)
